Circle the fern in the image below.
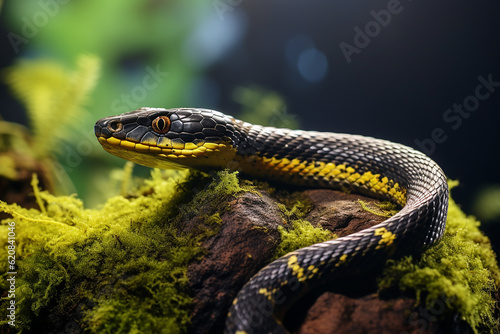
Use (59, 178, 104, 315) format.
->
(3, 55, 101, 157)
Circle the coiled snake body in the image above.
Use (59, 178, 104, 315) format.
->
(95, 107, 449, 333)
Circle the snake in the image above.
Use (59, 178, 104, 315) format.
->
(94, 107, 449, 334)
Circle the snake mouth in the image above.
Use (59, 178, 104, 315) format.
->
(96, 134, 235, 170)
(96, 136, 218, 159)
(97, 135, 193, 170)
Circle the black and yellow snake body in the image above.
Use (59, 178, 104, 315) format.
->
(95, 107, 449, 334)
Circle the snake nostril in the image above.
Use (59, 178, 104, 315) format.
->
(107, 120, 123, 133)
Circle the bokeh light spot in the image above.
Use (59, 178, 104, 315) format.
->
(297, 48, 328, 83)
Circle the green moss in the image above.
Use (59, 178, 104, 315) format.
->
(2, 171, 498, 333)
(273, 180, 500, 332)
(358, 199, 399, 218)
(274, 197, 336, 259)
(275, 219, 336, 259)
(0, 168, 244, 333)
(167, 169, 248, 223)
(378, 180, 500, 333)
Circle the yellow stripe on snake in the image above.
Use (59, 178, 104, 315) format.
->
(95, 107, 449, 334)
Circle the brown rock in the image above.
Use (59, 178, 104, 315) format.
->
(298, 292, 441, 334)
(187, 186, 449, 333)
(188, 190, 283, 333)
(303, 189, 386, 236)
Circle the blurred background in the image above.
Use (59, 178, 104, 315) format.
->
(1, 0, 499, 247)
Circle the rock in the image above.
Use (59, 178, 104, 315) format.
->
(0, 169, 491, 333)
(298, 292, 441, 334)
(186, 185, 436, 333)
(188, 190, 283, 333)
(303, 189, 386, 236)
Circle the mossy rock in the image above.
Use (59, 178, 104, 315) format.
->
(0, 171, 498, 333)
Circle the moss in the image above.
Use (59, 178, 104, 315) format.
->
(2, 171, 499, 333)
(269, 180, 500, 333)
(0, 168, 244, 333)
(275, 219, 336, 259)
(274, 196, 336, 259)
(378, 180, 500, 333)
(166, 169, 249, 223)
(358, 199, 399, 218)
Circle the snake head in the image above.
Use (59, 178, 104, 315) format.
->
(94, 107, 238, 170)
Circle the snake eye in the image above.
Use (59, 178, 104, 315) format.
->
(152, 116, 171, 134)
(107, 120, 123, 133)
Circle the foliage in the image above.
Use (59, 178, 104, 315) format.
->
(0, 169, 244, 333)
(3, 1, 210, 203)
(0, 121, 32, 180)
(472, 185, 500, 222)
(234, 86, 298, 129)
(3, 55, 100, 158)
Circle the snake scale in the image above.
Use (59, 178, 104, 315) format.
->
(94, 107, 449, 333)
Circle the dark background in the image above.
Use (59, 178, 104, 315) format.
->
(1, 0, 500, 245)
